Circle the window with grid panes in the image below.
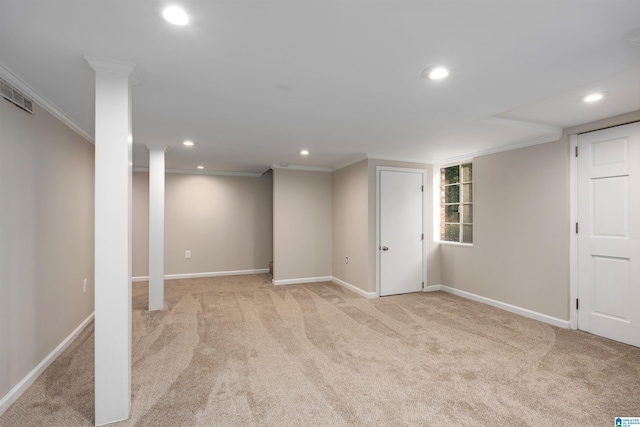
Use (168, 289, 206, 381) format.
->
(440, 163, 473, 243)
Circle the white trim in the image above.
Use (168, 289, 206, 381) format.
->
(366, 153, 436, 165)
(374, 166, 380, 296)
(376, 166, 427, 297)
(272, 276, 332, 285)
(0, 62, 94, 143)
(132, 268, 269, 282)
(84, 55, 139, 85)
(0, 312, 95, 416)
(437, 158, 474, 169)
(332, 277, 378, 298)
(433, 161, 476, 245)
(132, 167, 263, 177)
(270, 164, 332, 172)
(433, 166, 440, 244)
(145, 145, 168, 152)
(438, 241, 474, 248)
(569, 134, 579, 330)
(438, 285, 571, 329)
(375, 166, 427, 174)
(423, 285, 442, 292)
(165, 168, 263, 177)
(331, 155, 368, 172)
(438, 133, 562, 165)
(483, 117, 562, 134)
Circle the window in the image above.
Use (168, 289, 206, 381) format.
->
(440, 162, 473, 243)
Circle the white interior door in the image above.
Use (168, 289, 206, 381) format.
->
(577, 122, 640, 347)
(379, 169, 424, 296)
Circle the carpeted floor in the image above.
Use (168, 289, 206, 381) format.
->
(1, 274, 639, 426)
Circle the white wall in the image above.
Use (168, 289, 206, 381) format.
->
(0, 100, 94, 401)
(273, 168, 332, 282)
(132, 170, 273, 277)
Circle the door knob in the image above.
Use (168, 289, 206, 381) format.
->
(382, 246, 389, 251)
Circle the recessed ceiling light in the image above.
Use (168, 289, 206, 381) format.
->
(300, 150, 310, 155)
(182, 140, 195, 147)
(422, 67, 449, 80)
(581, 92, 610, 103)
(197, 165, 204, 169)
(162, 6, 189, 26)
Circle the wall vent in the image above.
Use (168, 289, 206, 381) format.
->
(1, 77, 34, 114)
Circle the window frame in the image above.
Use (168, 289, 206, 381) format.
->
(439, 161, 473, 245)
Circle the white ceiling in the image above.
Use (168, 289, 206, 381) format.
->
(1, 0, 639, 173)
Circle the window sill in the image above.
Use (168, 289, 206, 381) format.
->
(438, 241, 474, 247)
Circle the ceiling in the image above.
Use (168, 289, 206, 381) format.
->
(1, 0, 639, 174)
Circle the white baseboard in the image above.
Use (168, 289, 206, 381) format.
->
(423, 285, 443, 292)
(332, 277, 378, 298)
(272, 276, 333, 286)
(0, 312, 95, 416)
(434, 285, 570, 329)
(132, 268, 270, 282)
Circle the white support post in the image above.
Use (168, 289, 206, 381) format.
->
(85, 56, 137, 426)
(147, 145, 166, 311)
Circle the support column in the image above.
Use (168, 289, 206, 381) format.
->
(147, 145, 166, 311)
(85, 56, 137, 426)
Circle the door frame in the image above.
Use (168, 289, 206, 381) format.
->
(569, 134, 578, 330)
(376, 166, 427, 297)
(569, 121, 640, 331)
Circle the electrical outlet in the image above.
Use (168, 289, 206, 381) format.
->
(345, 256, 349, 264)
(83, 279, 87, 293)
(185, 250, 191, 259)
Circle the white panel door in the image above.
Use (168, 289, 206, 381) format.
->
(577, 122, 640, 347)
(379, 170, 424, 296)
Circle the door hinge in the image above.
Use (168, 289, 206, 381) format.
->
(576, 222, 579, 234)
(575, 146, 578, 157)
(421, 185, 424, 192)
(422, 282, 424, 289)
(576, 299, 579, 310)
(421, 233, 424, 240)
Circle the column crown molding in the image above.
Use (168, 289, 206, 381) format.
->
(146, 145, 168, 152)
(84, 55, 140, 85)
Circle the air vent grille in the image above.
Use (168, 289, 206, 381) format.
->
(0, 79, 12, 99)
(0, 77, 34, 114)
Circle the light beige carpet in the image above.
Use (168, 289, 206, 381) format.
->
(1, 274, 639, 426)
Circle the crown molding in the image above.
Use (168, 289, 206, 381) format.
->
(145, 145, 168, 152)
(366, 153, 436, 165)
(271, 164, 332, 172)
(84, 55, 140, 85)
(331, 154, 368, 171)
(0, 62, 94, 143)
(437, 132, 562, 165)
(483, 116, 562, 134)
(165, 168, 262, 177)
(133, 167, 262, 177)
